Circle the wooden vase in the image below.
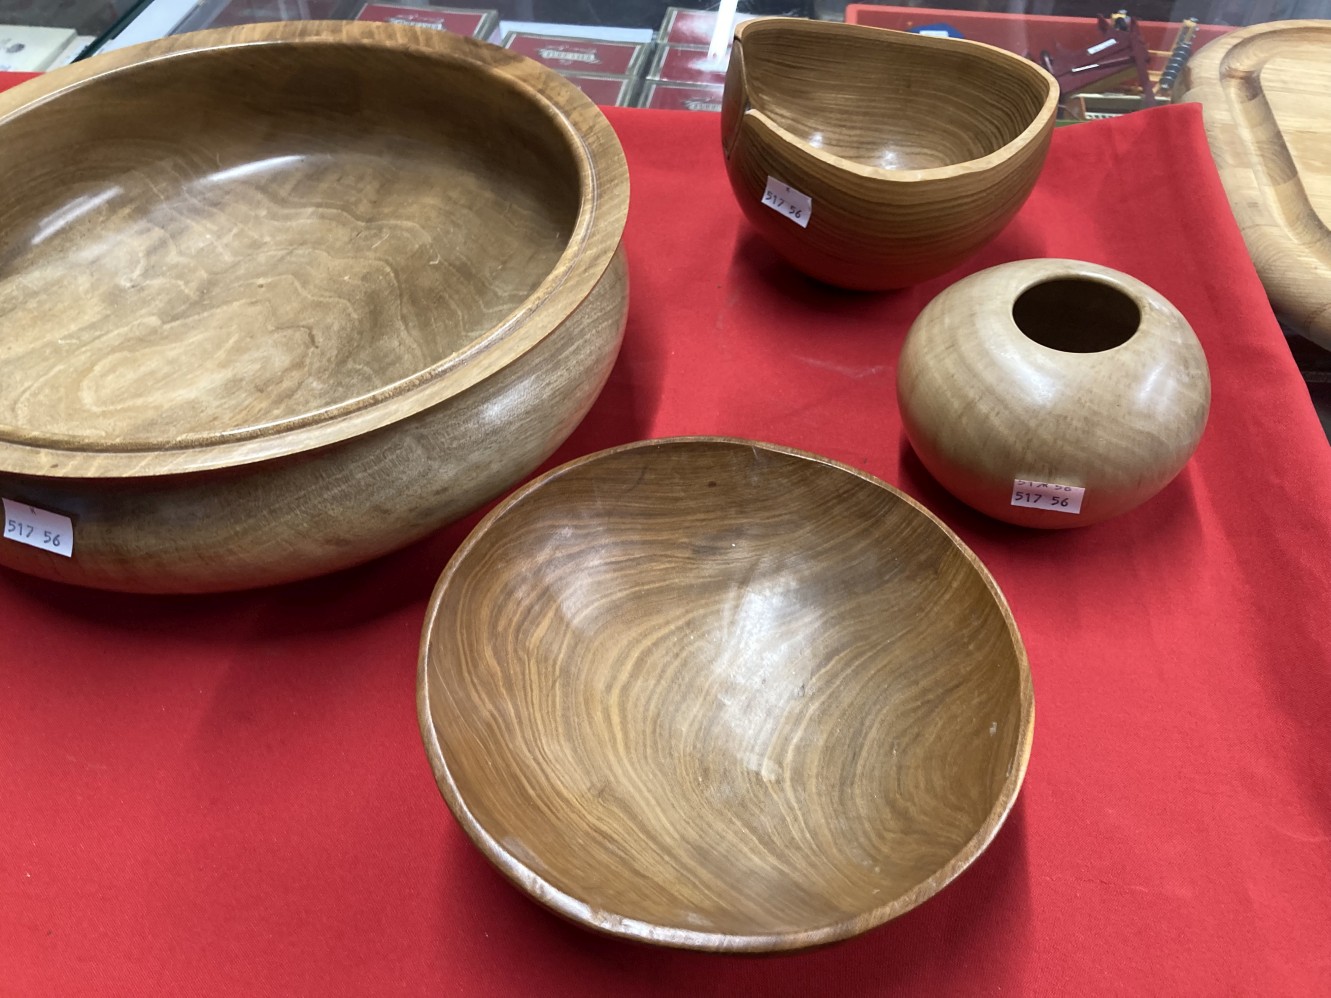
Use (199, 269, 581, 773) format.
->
(721, 18, 1058, 290)
(898, 259, 1211, 528)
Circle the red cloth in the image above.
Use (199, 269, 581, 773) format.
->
(3, 96, 1330, 995)
(0, 72, 39, 91)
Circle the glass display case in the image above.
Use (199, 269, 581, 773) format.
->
(11, 0, 1327, 113)
(7, 0, 1331, 417)
(5, 0, 1331, 409)
(4, 0, 1331, 988)
(0, 0, 139, 67)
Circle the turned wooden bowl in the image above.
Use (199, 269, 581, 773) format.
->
(418, 437, 1032, 952)
(1180, 20, 1331, 349)
(721, 19, 1058, 290)
(898, 259, 1211, 527)
(0, 22, 629, 593)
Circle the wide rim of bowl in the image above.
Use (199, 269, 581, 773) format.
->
(733, 17, 1059, 184)
(0, 21, 630, 479)
(417, 435, 1035, 953)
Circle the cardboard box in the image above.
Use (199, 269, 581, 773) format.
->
(357, 4, 497, 38)
(0, 24, 77, 71)
(658, 7, 759, 49)
(647, 44, 728, 85)
(503, 32, 647, 77)
(639, 80, 724, 113)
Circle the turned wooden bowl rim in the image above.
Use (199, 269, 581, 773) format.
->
(0, 21, 629, 479)
(417, 436, 1034, 952)
(1186, 18, 1331, 87)
(731, 18, 1059, 184)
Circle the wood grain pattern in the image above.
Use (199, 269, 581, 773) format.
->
(721, 18, 1057, 290)
(0, 22, 629, 591)
(1180, 20, 1331, 348)
(418, 437, 1032, 952)
(898, 259, 1210, 528)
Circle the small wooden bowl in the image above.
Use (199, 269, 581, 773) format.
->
(721, 19, 1058, 290)
(418, 437, 1032, 952)
(0, 22, 629, 592)
(898, 259, 1211, 527)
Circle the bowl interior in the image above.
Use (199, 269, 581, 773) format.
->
(0, 39, 582, 449)
(421, 439, 1028, 947)
(742, 24, 1050, 170)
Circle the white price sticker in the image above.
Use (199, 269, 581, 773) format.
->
(761, 176, 812, 229)
(1010, 479, 1085, 515)
(3, 498, 74, 557)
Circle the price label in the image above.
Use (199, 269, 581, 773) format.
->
(761, 176, 812, 229)
(1010, 479, 1084, 515)
(3, 498, 74, 557)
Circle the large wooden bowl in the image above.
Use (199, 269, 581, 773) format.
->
(721, 18, 1058, 290)
(0, 22, 628, 593)
(418, 437, 1032, 952)
(1180, 20, 1331, 349)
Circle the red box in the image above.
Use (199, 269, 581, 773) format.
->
(503, 33, 646, 77)
(659, 7, 759, 48)
(639, 80, 724, 112)
(648, 45, 728, 85)
(356, 4, 496, 38)
(844, 5, 1232, 75)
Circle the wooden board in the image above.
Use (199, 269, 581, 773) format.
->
(1182, 20, 1331, 349)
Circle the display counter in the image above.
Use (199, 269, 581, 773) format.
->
(1, 60, 1330, 992)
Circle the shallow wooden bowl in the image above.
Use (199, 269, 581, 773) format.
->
(418, 437, 1032, 952)
(1180, 20, 1331, 348)
(721, 19, 1058, 290)
(0, 22, 629, 593)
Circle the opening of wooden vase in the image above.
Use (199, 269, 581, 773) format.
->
(1012, 278, 1141, 353)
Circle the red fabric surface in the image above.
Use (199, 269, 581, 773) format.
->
(0, 72, 39, 92)
(3, 99, 1330, 995)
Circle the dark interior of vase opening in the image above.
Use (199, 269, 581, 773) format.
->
(745, 27, 1048, 169)
(1012, 278, 1140, 353)
(0, 42, 584, 445)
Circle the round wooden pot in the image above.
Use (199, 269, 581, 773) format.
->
(898, 259, 1211, 528)
(0, 22, 629, 592)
